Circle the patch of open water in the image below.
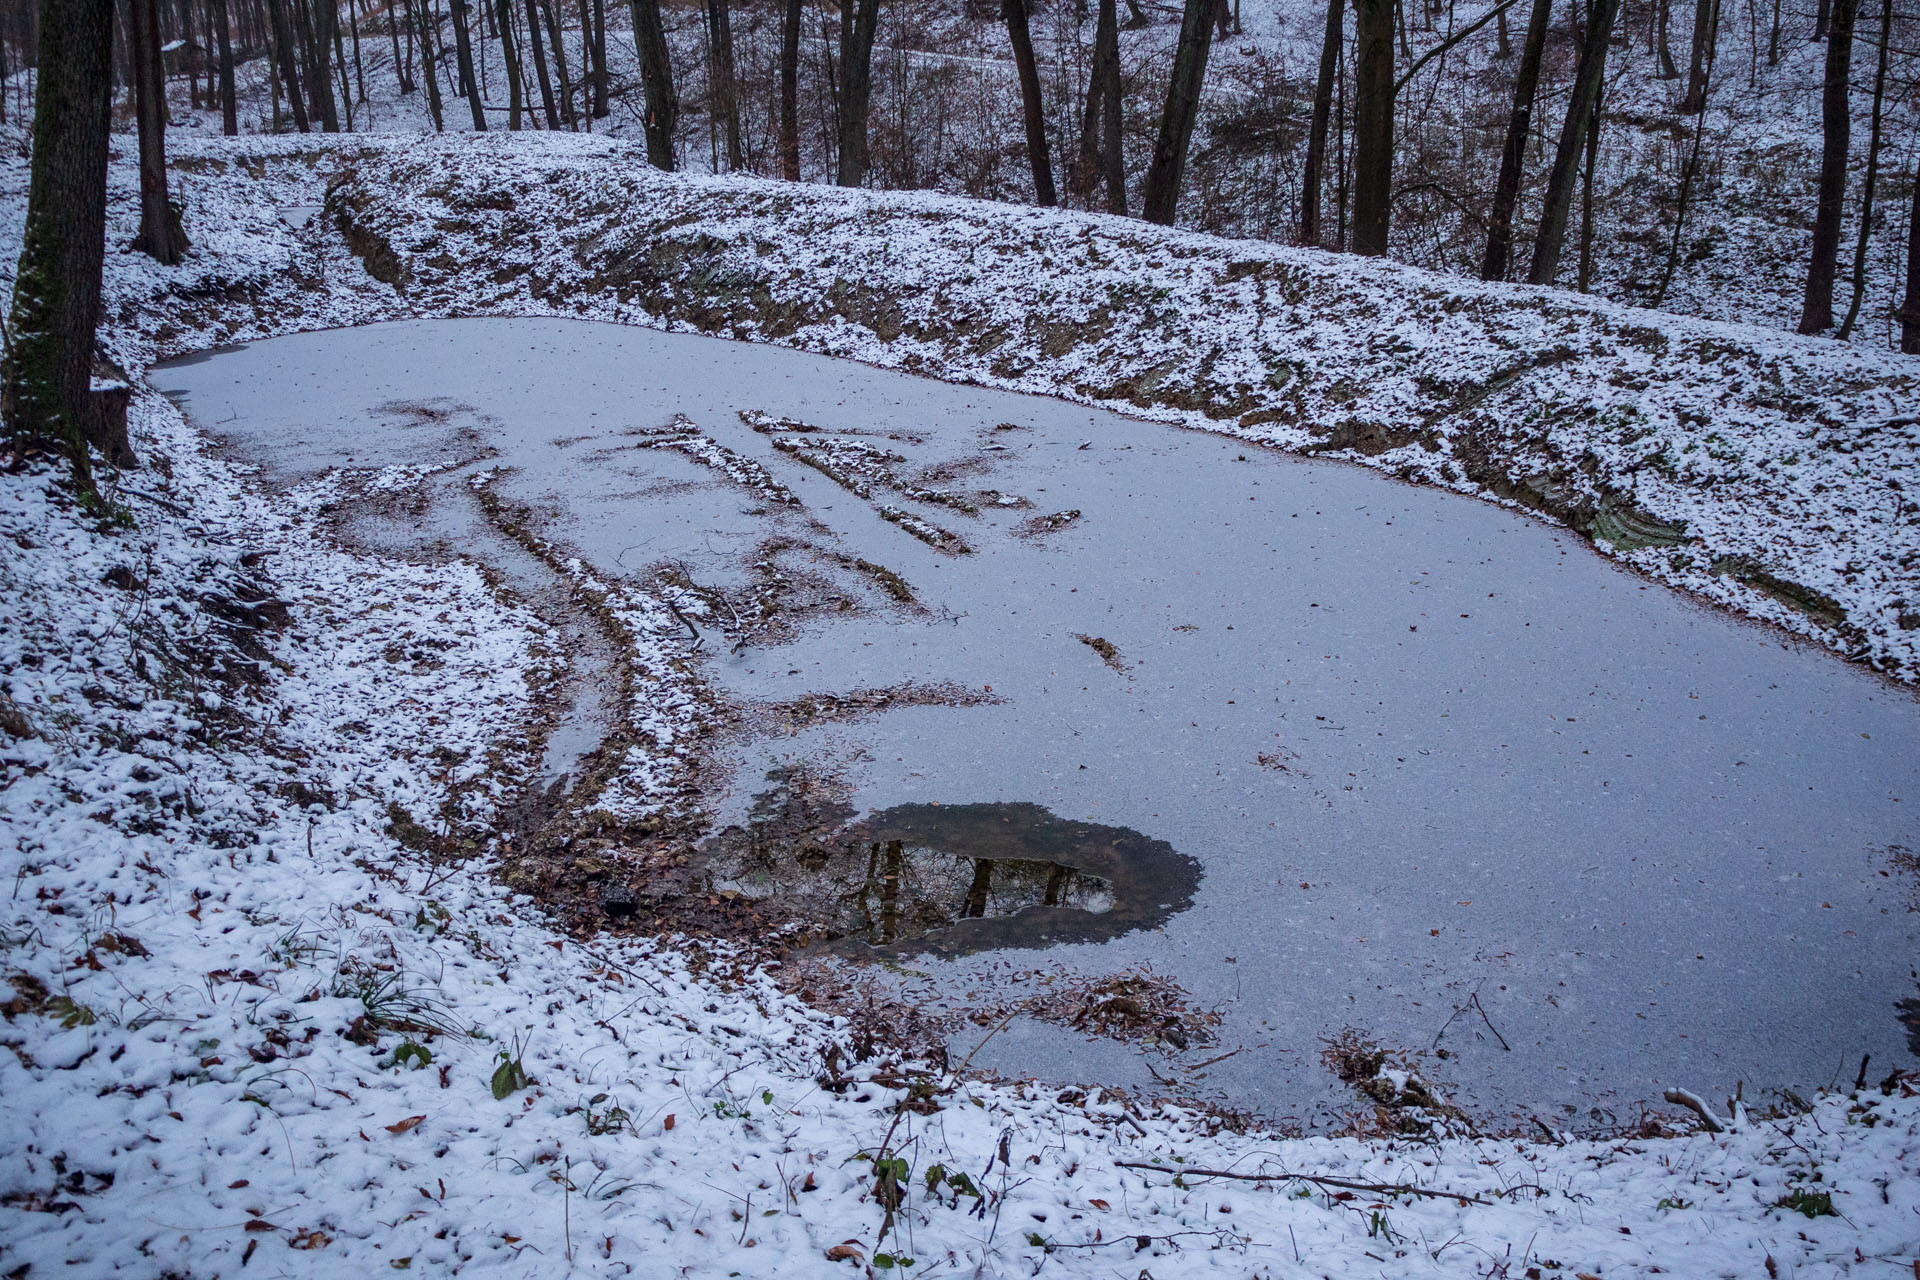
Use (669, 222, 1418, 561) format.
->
(155, 317, 1920, 1129)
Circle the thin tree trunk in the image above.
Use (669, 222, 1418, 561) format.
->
(4, 0, 117, 487)
(835, 0, 879, 186)
(706, 0, 742, 169)
(1349, 0, 1393, 254)
(1495, 1, 1510, 53)
(1837, 0, 1888, 339)
(1576, 80, 1602, 291)
(390, 0, 412, 94)
(1481, 0, 1549, 278)
(1655, 0, 1678, 75)
(1003, 0, 1057, 205)
(334, 4, 356, 127)
(215, 0, 238, 132)
(1766, 0, 1780, 63)
(417, 0, 445, 127)
(1527, 0, 1618, 284)
(495, 0, 523, 127)
(1678, 0, 1716, 110)
(522, 0, 555, 126)
(296, 0, 339, 130)
(1301, 0, 1344, 245)
(349, 0, 367, 110)
(267, 0, 311, 129)
(450, 0, 484, 126)
(129, 0, 188, 263)
(1898, 168, 1920, 354)
(1796, 0, 1855, 332)
(629, 0, 676, 168)
(590, 0, 607, 116)
(1099, 2, 1125, 215)
(539, 0, 570, 125)
(1141, 0, 1216, 224)
(778, 0, 800, 178)
(1812, 0, 1828, 38)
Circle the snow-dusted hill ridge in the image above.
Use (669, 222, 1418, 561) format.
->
(136, 130, 1920, 680)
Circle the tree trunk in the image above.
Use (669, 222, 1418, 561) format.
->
(389, 0, 412, 93)
(215, 0, 238, 132)
(1481, 0, 1549, 278)
(835, 0, 879, 186)
(1099, 0, 1125, 215)
(522, 0, 556, 127)
(629, 0, 676, 168)
(1003, 0, 1056, 206)
(1349, 0, 1392, 254)
(1898, 168, 1920, 354)
(1837, 0, 1888, 339)
(1812, 0, 1827, 39)
(1527, 0, 1617, 284)
(297, 0, 340, 130)
(1795, 0, 1855, 332)
(706, 0, 742, 170)
(4, 0, 118, 487)
(778, 0, 800, 178)
(539, 0, 571, 126)
(417, 0, 445, 127)
(1766, 0, 1780, 63)
(495, 0, 522, 128)
(590, 0, 608, 117)
(1073, 0, 1124, 211)
(1141, 0, 1216, 225)
(1654, 0, 1677, 75)
(1576, 80, 1601, 291)
(129, 0, 188, 263)
(1678, 0, 1717, 110)
(267, 0, 311, 130)
(450, 0, 485, 127)
(1301, 0, 1343, 246)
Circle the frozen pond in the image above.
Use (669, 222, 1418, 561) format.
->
(155, 317, 1920, 1128)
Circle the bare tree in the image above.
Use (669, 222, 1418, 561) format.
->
(1301, 0, 1344, 246)
(1837, 0, 1889, 339)
(1678, 0, 1719, 111)
(836, 0, 880, 186)
(1349, 0, 1392, 254)
(525, 0, 560, 128)
(1796, 0, 1856, 332)
(630, 0, 677, 167)
(4, 0, 118, 489)
(1481, 0, 1552, 278)
(129, 0, 189, 263)
(1072, 0, 1127, 214)
(779, 0, 801, 178)
(1528, 0, 1619, 284)
(495, 0, 524, 128)
(214, 0, 238, 133)
(706, 0, 742, 170)
(1003, 0, 1057, 205)
(1142, 0, 1217, 224)
(451, 0, 487, 127)
(1899, 169, 1920, 354)
(267, 0, 312, 131)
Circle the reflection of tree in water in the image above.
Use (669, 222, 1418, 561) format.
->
(701, 786, 1198, 953)
(846, 840, 1116, 944)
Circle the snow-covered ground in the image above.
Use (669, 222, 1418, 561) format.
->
(3, 130, 1919, 1277)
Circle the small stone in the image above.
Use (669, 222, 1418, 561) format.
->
(598, 882, 638, 920)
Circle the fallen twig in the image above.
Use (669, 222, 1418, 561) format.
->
(1662, 1088, 1725, 1133)
(1115, 1161, 1492, 1205)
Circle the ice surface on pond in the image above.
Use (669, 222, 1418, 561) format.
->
(153, 317, 1920, 1126)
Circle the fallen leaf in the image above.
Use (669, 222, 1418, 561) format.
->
(825, 1243, 865, 1263)
(385, 1115, 427, 1135)
(663, 1114, 675, 1131)
(244, 1219, 277, 1232)
(1088, 1199, 1110, 1211)
(228, 1179, 249, 1189)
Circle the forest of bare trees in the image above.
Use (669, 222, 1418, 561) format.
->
(0, 0, 1915, 357)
